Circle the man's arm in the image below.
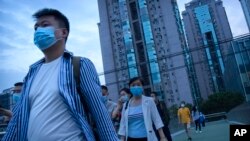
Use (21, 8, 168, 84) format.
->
(1, 102, 21, 141)
(112, 100, 122, 119)
(79, 58, 118, 141)
(118, 103, 126, 140)
(177, 109, 181, 123)
(150, 99, 164, 129)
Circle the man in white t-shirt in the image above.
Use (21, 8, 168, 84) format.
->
(2, 8, 118, 141)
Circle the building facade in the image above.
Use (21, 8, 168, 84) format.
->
(0, 88, 13, 110)
(182, 0, 233, 100)
(98, 0, 193, 106)
(240, 0, 250, 31)
(224, 34, 250, 102)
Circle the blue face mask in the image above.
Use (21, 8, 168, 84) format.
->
(120, 95, 129, 103)
(102, 95, 108, 103)
(130, 86, 143, 96)
(13, 93, 21, 104)
(34, 26, 59, 50)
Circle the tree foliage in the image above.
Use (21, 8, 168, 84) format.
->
(199, 92, 245, 114)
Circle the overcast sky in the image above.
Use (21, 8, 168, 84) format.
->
(0, 0, 248, 92)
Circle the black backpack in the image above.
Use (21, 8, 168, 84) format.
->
(72, 56, 99, 140)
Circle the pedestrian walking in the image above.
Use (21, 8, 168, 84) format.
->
(150, 91, 172, 141)
(118, 77, 168, 141)
(199, 112, 206, 127)
(101, 85, 117, 117)
(112, 88, 132, 132)
(178, 102, 192, 141)
(2, 8, 118, 141)
(12, 82, 23, 106)
(192, 106, 202, 133)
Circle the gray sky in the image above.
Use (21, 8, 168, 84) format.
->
(0, 0, 248, 92)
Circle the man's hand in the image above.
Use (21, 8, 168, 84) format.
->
(2, 116, 10, 123)
(160, 138, 168, 141)
(116, 98, 123, 109)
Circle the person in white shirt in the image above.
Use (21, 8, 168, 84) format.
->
(118, 77, 168, 141)
(192, 106, 202, 133)
(2, 8, 118, 141)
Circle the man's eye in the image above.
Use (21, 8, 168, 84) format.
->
(41, 23, 50, 27)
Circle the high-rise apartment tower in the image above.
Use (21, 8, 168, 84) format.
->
(240, 0, 250, 31)
(98, 0, 193, 106)
(182, 0, 233, 99)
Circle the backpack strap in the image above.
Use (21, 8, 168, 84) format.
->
(125, 100, 129, 110)
(72, 56, 81, 89)
(72, 56, 89, 113)
(72, 56, 99, 139)
(72, 56, 85, 105)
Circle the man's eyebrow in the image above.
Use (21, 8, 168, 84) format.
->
(34, 20, 50, 26)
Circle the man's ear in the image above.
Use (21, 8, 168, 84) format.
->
(61, 28, 69, 38)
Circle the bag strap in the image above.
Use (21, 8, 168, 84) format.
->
(72, 57, 87, 111)
(72, 56, 81, 88)
(72, 56, 99, 139)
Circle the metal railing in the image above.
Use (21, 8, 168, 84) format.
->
(0, 124, 8, 140)
(204, 112, 227, 122)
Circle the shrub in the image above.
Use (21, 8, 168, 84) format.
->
(200, 92, 245, 114)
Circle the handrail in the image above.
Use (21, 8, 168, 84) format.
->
(0, 124, 7, 134)
(0, 124, 8, 126)
(204, 112, 227, 119)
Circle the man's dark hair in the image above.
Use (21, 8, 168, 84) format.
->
(14, 82, 23, 87)
(32, 8, 70, 41)
(119, 88, 132, 96)
(128, 77, 144, 86)
(150, 91, 158, 96)
(101, 85, 108, 91)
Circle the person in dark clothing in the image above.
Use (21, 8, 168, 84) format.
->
(151, 92, 172, 141)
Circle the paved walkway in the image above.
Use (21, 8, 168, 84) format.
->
(171, 102, 250, 141)
(227, 102, 250, 125)
(172, 120, 229, 141)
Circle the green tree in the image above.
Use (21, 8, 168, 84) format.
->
(200, 92, 245, 114)
(168, 104, 179, 118)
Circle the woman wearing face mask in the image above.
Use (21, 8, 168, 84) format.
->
(112, 88, 132, 132)
(118, 77, 167, 141)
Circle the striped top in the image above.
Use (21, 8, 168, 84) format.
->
(2, 51, 118, 141)
(127, 105, 147, 138)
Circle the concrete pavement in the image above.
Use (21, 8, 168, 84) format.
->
(171, 102, 250, 141)
(172, 120, 229, 141)
(227, 102, 250, 125)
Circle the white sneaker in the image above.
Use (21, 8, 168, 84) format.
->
(199, 131, 202, 133)
(196, 130, 198, 133)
